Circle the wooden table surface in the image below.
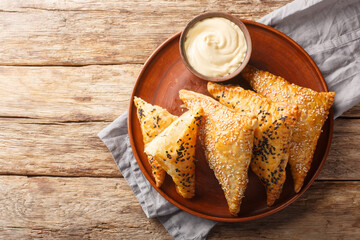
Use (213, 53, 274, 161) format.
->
(0, 1, 359, 239)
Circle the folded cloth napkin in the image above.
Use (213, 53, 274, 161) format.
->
(98, 113, 217, 240)
(99, 0, 360, 239)
(259, 0, 360, 118)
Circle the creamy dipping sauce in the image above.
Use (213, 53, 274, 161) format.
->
(184, 17, 247, 77)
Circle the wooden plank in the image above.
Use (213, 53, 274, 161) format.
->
(0, 176, 171, 239)
(340, 103, 360, 118)
(209, 181, 360, 239)
(0, 0, 292, 65)
(0, 119, 120, 177)
(1, 65, 359, 122)
(1, 0, 292, 11)
(318, 118, 360, 180)
(0, 65, 140, 121)
(1, 65, 356, 179)
(0, 176, 358, 239)
(0, 118, 359, 180)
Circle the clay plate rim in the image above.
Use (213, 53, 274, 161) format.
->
(127, 20, 334, 222)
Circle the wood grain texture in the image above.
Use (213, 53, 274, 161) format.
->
(0, 65, 140, 121)
(0, 119, 120, 177)
(0, 0, 358, 238)
(340, 104, 360, 118)
(0, 118, 359, 180)
(318, 118, 360, 180)
(0, 0, 292, 65)
(0, 176, 171, 239)
(0, 65, 358, 122)
(209, 181, 360, 239)
(0, 176, 358, 239)
(1, 64, 357, 179)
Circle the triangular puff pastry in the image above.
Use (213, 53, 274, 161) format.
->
(208, 82, 300, 206)
(241, 65, 335, 193)
(134, 97, 178, 187)
(144, 107, 203, 198)
(179, 90, 257, 215)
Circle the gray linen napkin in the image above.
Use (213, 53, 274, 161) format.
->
(259, 0, 360, 118)
(98, 113, 217, 240)
(99, 0, 360, 239)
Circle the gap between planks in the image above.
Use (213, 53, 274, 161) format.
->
(0, 174, 358, 182)
(0, 173, 123, 179)
(1, 116, 359, 122)
(0, 63, 144, 67)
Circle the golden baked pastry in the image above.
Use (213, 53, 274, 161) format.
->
(144, 107, 203, 198)
(179, 89, 257, 215)
(241, 65, 335, 193)
(208, 82, 300, 206)
(134, 97, 178, 187)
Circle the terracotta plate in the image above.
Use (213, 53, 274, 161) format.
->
(128, 20, 333, 222)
